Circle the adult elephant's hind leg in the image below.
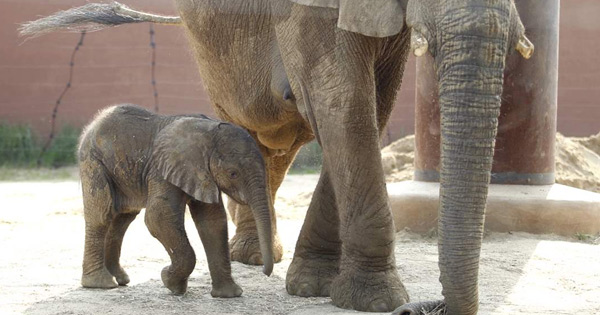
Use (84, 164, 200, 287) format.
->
(80, 159, 118, 289)
(229, 144, 303, 265)
(228, 200, 275, 265)
(104, 212, 138, 285)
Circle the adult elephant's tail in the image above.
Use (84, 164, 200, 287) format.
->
(20, 2, 181, 38)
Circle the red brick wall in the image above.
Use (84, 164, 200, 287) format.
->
(0, 0, 598, 142)
(557, 0, 600, 136)
(0, 0, 212, 138)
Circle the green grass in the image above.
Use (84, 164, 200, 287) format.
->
(0, 166, 79, 181)
(37, 125, 80, 168)
(574, 232, 600, 244)
(0, 122, 80, 168)
(289, 140, 322, 174)
(0, 123, 38, 167)
(287, 167, 321, 175)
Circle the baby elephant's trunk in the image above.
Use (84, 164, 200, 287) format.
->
(248, 188, 274, 276)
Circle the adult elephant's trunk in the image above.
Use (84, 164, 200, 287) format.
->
(397, 3, 532, 313)
(434, 2, 512, 314)
(247, 179, 274, 276)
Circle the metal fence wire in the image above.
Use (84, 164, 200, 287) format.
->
(36, 31, 85, 166)
(150, 23, 160, 113)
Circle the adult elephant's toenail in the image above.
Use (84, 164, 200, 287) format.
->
(296, 283, 316, 296)
(319, 282, 330, 296)
(368, 299, 391, 312)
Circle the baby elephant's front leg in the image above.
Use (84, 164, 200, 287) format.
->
(145, 190, 196, 295)
(189, 200, 242, 298)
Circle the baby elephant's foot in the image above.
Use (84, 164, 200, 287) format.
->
(161, 266, 188, 295)
(81, 268, 118, 289)
(229, 232, 283, 265)
(211, 281, 243, 298)
(110, 266, 130, 286)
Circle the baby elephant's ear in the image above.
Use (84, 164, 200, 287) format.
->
(152, 118, 220, 204)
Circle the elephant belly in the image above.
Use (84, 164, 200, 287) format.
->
(88, 154, 149, 213)
(109, 177, 148, 213)
(255, 120, 307, 156)
(117, 196, 147, 214)
(177, 0, 316, 158)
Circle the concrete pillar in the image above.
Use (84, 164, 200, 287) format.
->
(414, 0, 560, 185)
(390, 0, 600, 236)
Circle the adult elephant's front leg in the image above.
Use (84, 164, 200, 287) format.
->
(285, 22, 410, 303)
(325, 54, 408, 312)
(293, 34, 407, 315)
(274, 3, 409, 310)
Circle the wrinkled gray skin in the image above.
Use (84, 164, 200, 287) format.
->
(78, 105, 273, 298)
(23, 0, 530, 313)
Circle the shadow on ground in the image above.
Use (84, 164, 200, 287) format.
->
(23, 272, 339, 315)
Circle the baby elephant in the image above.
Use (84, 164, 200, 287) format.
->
(78, 105, 273, 298)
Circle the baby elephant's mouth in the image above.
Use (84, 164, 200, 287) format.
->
(224, 189, 246, 205)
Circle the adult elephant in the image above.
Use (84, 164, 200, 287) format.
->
(21, 0, 533, 313)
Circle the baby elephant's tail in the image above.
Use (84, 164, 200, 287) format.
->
(20, 2, 181, 38)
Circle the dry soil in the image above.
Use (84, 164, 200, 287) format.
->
(1, 175, 599, 314)
(383, 132, 600, 193)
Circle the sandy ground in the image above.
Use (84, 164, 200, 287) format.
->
(1, 175, 599, 314)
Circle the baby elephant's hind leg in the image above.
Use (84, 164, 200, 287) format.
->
(80, 160, 118, 289)
(105, 212, 139, 285)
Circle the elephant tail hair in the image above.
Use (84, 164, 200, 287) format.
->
(20, 2, 181, 38)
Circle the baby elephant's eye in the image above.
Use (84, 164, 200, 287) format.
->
(228, 170, 239, 179)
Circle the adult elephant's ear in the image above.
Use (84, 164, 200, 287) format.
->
(152, 118, 220, 204)
(289, 0, 405, 37)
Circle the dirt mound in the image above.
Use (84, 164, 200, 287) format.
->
(381, 135, 415, 182)
(555, 133, 600, 193)
(383, 132, 600, 193)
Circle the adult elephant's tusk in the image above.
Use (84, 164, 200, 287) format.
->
(411, 30, 429, 57)
(516, 35, 534, 59)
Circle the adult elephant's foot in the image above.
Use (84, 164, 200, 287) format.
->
(330, 264, 409, 312)
(286, 254, 339, 297)
(81, 268, 118, 288)
(161, 266, 188, 295)
(211, 281, 243, 298)
(229, 231, 283, 265)
(392, 300, 446, 315)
